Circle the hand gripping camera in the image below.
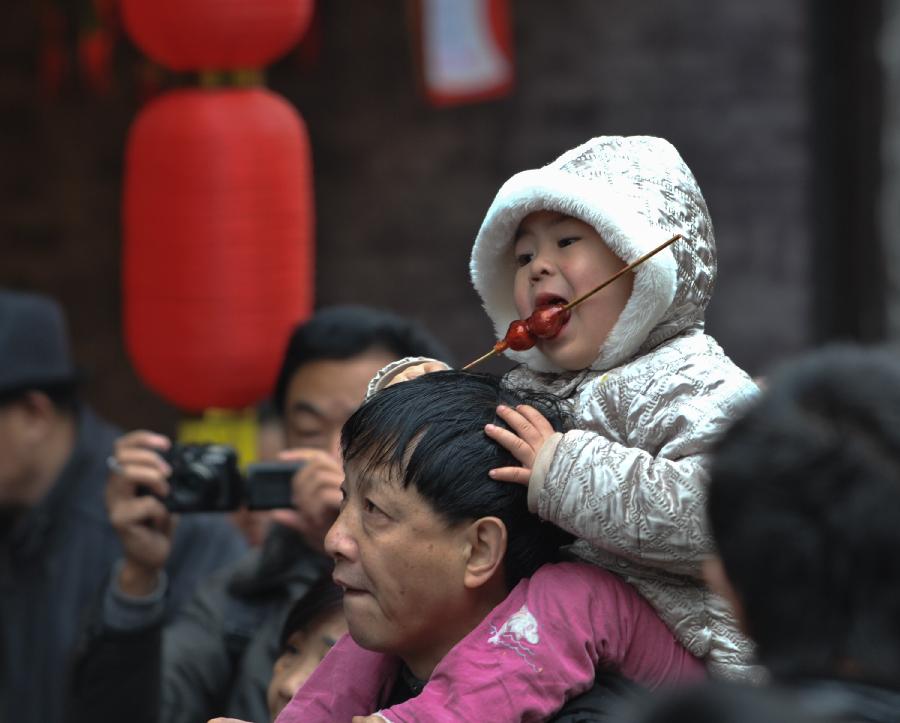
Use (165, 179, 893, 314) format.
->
(158, 443, 301, 513)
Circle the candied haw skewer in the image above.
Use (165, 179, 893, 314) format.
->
(490, 320, 536, 355)
(492, 308, 569, 356)
(503, 319, 536, 351)
(463, 233, 682, 371)
(527, 304, 571, 339)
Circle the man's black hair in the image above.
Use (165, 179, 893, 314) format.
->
(709, 345, 900, 685)
(341, 370, 575, 590)
(273, 306, 452, 416)
(278, 577, 344, 652)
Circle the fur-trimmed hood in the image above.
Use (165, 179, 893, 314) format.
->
(469, 136, 716, 373)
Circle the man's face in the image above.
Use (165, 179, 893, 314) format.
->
(283, 351, 396, 460)
(0, 401, 37, 510)
(325, 460, 473, 675)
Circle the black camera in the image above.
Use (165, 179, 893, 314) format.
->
(157, 443, 301, 513)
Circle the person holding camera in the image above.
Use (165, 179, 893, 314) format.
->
(69, 306, 452, 723)
(0, 290, 247, 723)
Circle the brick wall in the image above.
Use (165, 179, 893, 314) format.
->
(1, 0, 811, 431)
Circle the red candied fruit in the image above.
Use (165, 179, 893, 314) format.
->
(504, 319, 536, 351)
(527, 305, 570, 339)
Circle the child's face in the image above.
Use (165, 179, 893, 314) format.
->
(513, 211, 633, 371)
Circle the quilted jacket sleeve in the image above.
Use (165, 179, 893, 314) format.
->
(529, 362, 758, 578)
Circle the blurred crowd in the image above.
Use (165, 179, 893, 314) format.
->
(3, 134, 900, 723)
(3, 288, 899, 723)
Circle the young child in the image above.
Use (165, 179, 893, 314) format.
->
(292, 135, 759, 721)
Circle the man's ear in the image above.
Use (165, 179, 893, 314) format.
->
(703, 556, 747, 633)
(462, 516, 507, 590)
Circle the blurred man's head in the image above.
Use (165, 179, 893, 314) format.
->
(707, 345, 900, 686)
(326, 371, 572, 678)
(272, 306, 451, 460)
(0, 290, 80, 514)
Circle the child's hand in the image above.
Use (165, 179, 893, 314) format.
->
(386, 361, 448, 386)
(485, 404, 555, 486)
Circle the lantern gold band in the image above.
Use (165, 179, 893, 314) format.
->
(198, 69, 265, 88)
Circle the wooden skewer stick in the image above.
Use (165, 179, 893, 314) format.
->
(462, 346, 503, 371)
(462, 233, 683, 371)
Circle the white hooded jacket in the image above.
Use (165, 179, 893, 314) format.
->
(371, 136, 759, 680)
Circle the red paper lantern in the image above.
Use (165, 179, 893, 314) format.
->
(121, 0, 314, 71)
(123, 88, 314, 412)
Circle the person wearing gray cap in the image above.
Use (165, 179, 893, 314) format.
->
(0, 289, 247, 723)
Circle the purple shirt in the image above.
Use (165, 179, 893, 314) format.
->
(279, 561, 705, 722)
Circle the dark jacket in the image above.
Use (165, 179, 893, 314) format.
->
(0, 407, 247, 723)
(621, 679, 900, 723)
(548, 670, 646, 723)
(69, 522, 331, 723)
(788, 679, 900, 723)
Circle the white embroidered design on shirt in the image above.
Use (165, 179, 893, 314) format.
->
(488, 604, 541, 671)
